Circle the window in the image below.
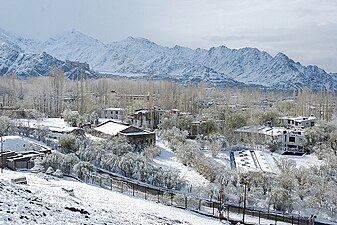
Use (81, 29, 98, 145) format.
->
(289, 136, 295, 142)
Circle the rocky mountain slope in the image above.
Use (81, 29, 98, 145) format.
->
(1, 28, 336, 89)
(0, 29, 97, 79)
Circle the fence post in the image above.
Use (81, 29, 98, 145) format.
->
(145, 187, 147, 200)
(227, 204, 229, 221)
(259, 211, 261, 225)
(121, 182, 123, 193)
(157, 191, 160, 203)
(275, 213, 277, 225)
(291, 216, 294, 225)
(170, 193, 173, 206)
(184, 195, 187, 209)
(212, 202, 214, 216)
(268, 208, 270, 219)
(133, 184, 135, 196)
(110, 179, 112, 190)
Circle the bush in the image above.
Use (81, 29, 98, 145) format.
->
(45, 166, 54, 175)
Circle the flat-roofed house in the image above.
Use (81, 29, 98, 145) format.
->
(279, 116, 316, 129)
(101, 108, 125, 120)
(235, 126, 305, 153)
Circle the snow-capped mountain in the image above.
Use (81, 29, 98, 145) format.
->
(0, 29, 97, 79)
(1, 28, 337, 89)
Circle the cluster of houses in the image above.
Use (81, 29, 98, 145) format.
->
(1, 97, 318, 172)
(234, 116, 317, 154)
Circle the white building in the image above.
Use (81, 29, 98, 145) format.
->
(279, 116, 316, 129)
(235, 126, 305, 153)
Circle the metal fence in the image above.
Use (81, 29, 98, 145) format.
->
(65, 170, 320, 225)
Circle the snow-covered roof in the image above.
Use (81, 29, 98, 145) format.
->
(94, 121, 129, 136)
(234, 150, 277, 174)
(17, 118, 68, 129)
(279, 116, 316, 122)
(3, 136, 50, 152)
(103, 107, 125, 111)
(16, 118, 79, 133)
(235, 126, 287, 137)
(259, 127, 287, 136)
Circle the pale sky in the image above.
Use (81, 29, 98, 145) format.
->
(1, 0, 337, 72)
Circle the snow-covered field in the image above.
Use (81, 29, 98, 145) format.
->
(154, 140, 210, 189)
(273, 153, 324, 169)
(0, 170, 224, 225)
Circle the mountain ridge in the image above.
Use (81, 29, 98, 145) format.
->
(1, 28, 336, 90)
(0, 29, 97, 79)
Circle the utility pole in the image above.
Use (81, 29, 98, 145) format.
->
(241, 175, 249, 223)
(1, 135, 3, 173)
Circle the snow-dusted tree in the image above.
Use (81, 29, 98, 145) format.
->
(43, 152, 79, 174)
(250, 171, 272, 195)
(24, 109, 44, 119)
(142, 145, 160, 161)
(160, 127, 188, 151)
(293, 167, 312, 201)
(265, 136, 282, 152)
(45, 166, 55, 175)
(58, 134, 79, 154)
(255, 109, 280, 126)
(34, 125, 49, 142)
(177, 114, 193, 131)
(158, 116, 177, 130)
(89, 111, 99, 125)
(269, 187, 293, 212)
(175, 142, 197, 166)
(205, 133, 227, 157)
(118, 153, 136, 177)
(0, 116, 15, 136)
(73, 161, 94, 180)
(194, 156, 217, 182)
(62, 109, 78, 125)
(53, 169, 63, 178)
(30, 157, 45, 173)
(199, 118, 217, 135)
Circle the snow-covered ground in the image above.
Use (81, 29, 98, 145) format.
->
(154, 140, 210, 189)
(212, 151, 231, 168)
(273, 153, 324, 169)
(0, 170, 224, 225)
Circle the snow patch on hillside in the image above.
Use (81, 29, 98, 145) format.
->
(0, 170, 222, 225)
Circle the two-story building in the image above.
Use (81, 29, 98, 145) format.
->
(234, 125, 305, 154)
(279, 116, 316, 129)
(101, 108, 125, 120)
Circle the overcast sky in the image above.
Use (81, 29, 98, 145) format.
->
(1, 0, 337, 72)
